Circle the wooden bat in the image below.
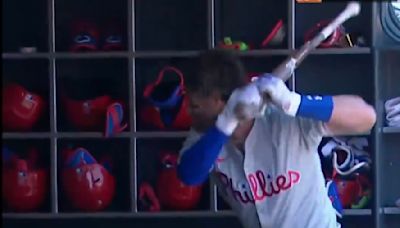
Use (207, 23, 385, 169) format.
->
(234, 1, 361, 119)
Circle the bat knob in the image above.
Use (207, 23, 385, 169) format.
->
(347, 1, 361, 17)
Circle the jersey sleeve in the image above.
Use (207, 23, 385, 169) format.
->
(266, 107, 330, 151)
(295, 116, 330, 146)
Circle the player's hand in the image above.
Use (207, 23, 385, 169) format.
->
(255, 74, 300, 116)
(216, 83, 265, 135)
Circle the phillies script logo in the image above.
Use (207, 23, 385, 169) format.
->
(218, 170, 301, 204)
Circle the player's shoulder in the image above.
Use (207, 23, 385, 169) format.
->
(259, 106, 298, 126)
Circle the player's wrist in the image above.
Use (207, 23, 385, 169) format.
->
(283, 92, 302, 116)
(215, 111, 238, 136)
(294, 94, 334, 122)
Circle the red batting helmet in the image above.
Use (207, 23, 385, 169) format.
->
(2, 147, 49, 212)
(156, 151, 202, 210)
(304, 20, 346, 48)
(62, 94, 120, 131)
(70, 19, 99, 52)
(139, 66, 192, 130)
(61, 147, 116, 211)
(335, 174, 371, 209)
(2, 83, 46, 131)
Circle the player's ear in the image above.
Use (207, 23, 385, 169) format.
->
(209, 91, 226, 113)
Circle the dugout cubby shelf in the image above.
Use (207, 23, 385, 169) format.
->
(56, 138, 132, 213)
(135, 0, 208, 51)
(55, 58, 131, 132)
(54, 0, 128, 52)
(294, 2, 372, 49)
(2, 139, 52, 213)
(2, 0, 48, 53)
(136, 138, 211, 212)
(214, 0, 289, 50)
(2, 0, 399, 228)
(2, 59, 51, 132)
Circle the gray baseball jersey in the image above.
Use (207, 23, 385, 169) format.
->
(179, 108, 337, 228)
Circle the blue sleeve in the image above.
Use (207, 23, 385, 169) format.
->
(177, 126, 229, 186)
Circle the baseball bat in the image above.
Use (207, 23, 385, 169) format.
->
(272, 1, 361, 81)
(234, 1, 361, 119)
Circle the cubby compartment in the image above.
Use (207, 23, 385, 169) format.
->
(57, 138, 131, 212)
(135, 58, 196, 131)
(379, 134, 400, 227)
(2, 139, 51, 213)
(240, 56, 288, 76)
(376, 51, 400, 129)
(135, 0, 208, 51)
(382, 216, 400, 228)
(215, 0, 288, 50)
(318, 135, 375, 211)
(379, 134, 400, 208)
(55, 0, 128, 52)
(340, 216, 374, 228)
(295, 2, 372, 49)
(216, 191, 232, 211)
(137, 138, 210, 212)
(2, 0, 48, 52)
(2, 60, 50, 132)
(295, 55, 374, 104)
(240, 56, 292, 88)
(56, 59, 130, 133)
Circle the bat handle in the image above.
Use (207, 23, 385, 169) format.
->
(272, 35, 327, 82)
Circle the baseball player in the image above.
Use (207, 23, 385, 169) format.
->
(177, 49, 376, 228)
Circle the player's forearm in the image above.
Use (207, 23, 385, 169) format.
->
(326, 95, 376, 135)
(177, 126, 229, 186)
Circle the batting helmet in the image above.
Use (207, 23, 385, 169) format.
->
(2, 83, 46, 131)
(139, 66, 192, 130)
(61, 147, 116, 211)
(2, 147, 49, 212)
(156, 151, 202, 210)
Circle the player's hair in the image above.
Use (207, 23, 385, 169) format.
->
(186, 49, 247, 102)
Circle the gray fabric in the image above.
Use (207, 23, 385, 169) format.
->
(179, 108, 337, 228)
(381, 2, 400, 43)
